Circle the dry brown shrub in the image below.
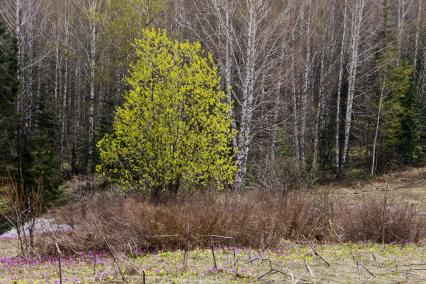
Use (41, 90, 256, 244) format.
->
(36, 190, 334, 255)
(337, 196, 425, 244)
(35, 190, 425, 256)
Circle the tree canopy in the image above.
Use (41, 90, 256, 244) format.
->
(97, 29, 236, 194)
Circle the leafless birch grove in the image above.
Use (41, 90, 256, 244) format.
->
(1, 0, 425, 189)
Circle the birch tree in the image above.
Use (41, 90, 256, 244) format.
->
(335, 0, 347, 177)
(71, 0, 104, 173)
(341, 0, 366, 172)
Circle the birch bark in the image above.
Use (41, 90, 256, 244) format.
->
(235, 0, 259, 189)
(335, 0, 347, 177)
(87, 9, 97, 174)
(300, 0, 312, 173)
(371, 84, 386, 175)
(413, 0, 422, 72)
(341, 0, 365, 171)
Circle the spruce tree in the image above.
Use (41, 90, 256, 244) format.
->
(380, 61, 413, 169)
(399, 82, 418, 164)
(1, 20, 59, 202)
(27, 90, 60, 201)
(0, 20, 18, 177)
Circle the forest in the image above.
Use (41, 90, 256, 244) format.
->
(1, 0, 425, 192)
(0, 0, 426, 282)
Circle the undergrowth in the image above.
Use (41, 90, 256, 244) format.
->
(34, 189, 425, 256)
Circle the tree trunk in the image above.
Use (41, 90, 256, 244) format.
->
(341, 0, 364, 172)
(371, 85, 385, 176)
(15, 0, 22, 114)
(300, 0, 312, 173)
(335, 0, 347, 177)
(235, 0, 259, 189)
(87, 3, 98, 174)
(397, 0, 405, 64)
(61, 2, 70, 155)
(270, 85, 281, 162)
(413, 0, 422, 72)
(222, 1, 238, 149)
(312, 50, 326, 174)
(54, 31, 59, 104)
(291, 52, 300, 172)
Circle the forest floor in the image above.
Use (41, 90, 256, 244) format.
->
(0, 167, 425, 283)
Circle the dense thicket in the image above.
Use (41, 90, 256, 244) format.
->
(0, 0, 425, 192)
(37, 190, 425, 254)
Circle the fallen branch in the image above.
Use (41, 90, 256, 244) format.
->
(244, 257, 295, 280)
(303, 236, 330, 267)
(357, 260, 376, 278)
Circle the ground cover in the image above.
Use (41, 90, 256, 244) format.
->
(1, 242, 426, 283)
(1, 167, 425, 283)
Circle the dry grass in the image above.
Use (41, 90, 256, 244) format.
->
(326, 167, 426, 211)
(36, 190, 334, 255)
(34, 188, 425, 256)
(337, 198, 424, 243)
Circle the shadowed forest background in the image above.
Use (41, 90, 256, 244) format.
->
(0, 0, 425, 205)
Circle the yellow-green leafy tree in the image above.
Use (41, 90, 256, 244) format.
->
(97, 29, 236, 195)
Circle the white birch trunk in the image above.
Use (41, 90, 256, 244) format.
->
(341, 0, 365, 171)
(87, 0, 98, 174)
(413, 0, 422, 72)
(397, 0, 405, 64)
(300, 0, 312, 173)
(54, 33, 59, 104)
(270, 77, 282, 162)
(61, 2, 70, 154)
(312, 51, 326, 174)
(15, 0, 23, 116)
(335, 0, 347, 177)
(235, 0, 259, 189)
(222, 0, 238, 149)
(291, 52, 300, 172)
(371, 85, 385, 176)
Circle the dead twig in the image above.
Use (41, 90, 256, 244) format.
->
(210, 237, 218, 271)
(245, 257, 296, 281)
(357, 260, 376, 278)
(303, 236, 330, 267)
(304, 257, 314, 276)
(209, 235, 237, 267)
(85, 204, 126, 282)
